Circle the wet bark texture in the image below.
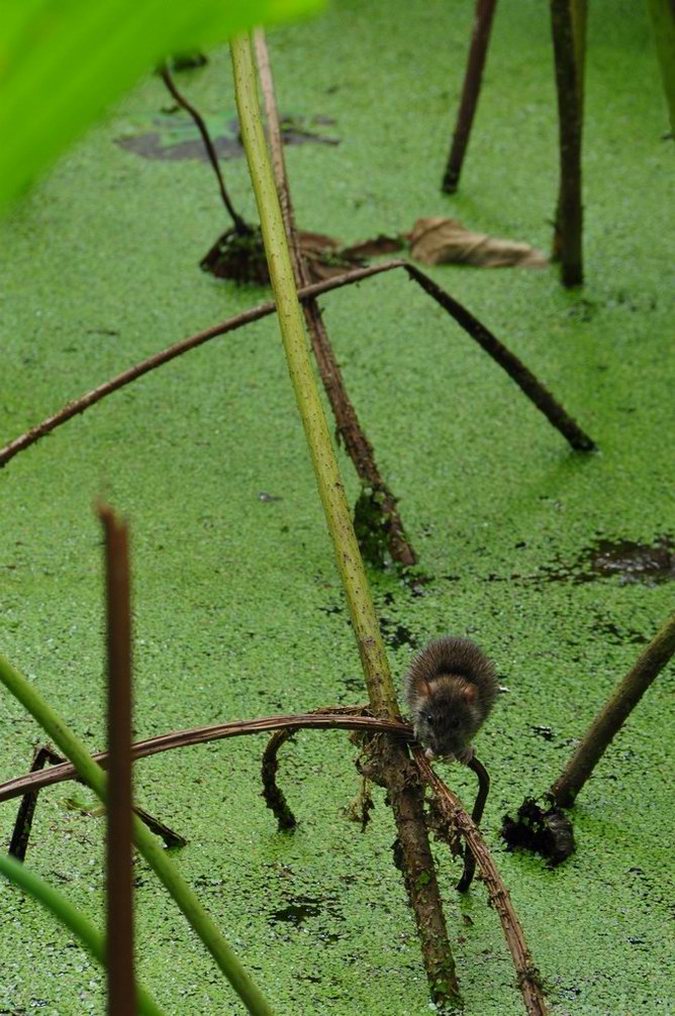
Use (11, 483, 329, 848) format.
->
(550, 0, 586, 285)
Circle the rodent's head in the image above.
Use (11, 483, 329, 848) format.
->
(412, 676, 480, 757)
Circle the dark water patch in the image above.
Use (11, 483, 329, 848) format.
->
(551, 535, 675, 586)
(487, 535, 674, 588)
(116, 113, 339, 162)
(378, 616, 419, 650)
(270, 898, 323, 925)
(592, 619, 648, 646)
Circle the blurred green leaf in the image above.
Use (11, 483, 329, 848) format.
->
(0, 0, 323, 213)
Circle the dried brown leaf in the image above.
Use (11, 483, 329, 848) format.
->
(407, 217, 548, 269)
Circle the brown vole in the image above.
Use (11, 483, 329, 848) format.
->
(404, 635, 498, 761)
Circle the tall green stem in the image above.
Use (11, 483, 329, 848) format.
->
(230, 34, 461, 1008)
(0, 654, 273, 1016)
(230, 34, 394, 716)
(0, 852, 164, 1016)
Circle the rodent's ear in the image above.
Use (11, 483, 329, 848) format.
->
(420, 676, 433, 699)
(462, 684, 477, 703)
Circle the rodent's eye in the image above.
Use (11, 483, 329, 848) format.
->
(426, 714, 434, 726)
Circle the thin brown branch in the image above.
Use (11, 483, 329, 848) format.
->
(254, 31, 418, 569)
(414, 747, 549, 1016)
(403, 264, 595, 450)
(159, 65, 249, 234)
(8, 745, 63, 861)
(0, 258, 595, 471)
(0, 713, 415, 804)
(99, 504, 135, 1016)
(0, 261, 403, 469)
(550, 0, 586, 285)
(7, 745, 186, 856)
(456, 755, 490, 892)
(261, 728, 298, 830)
(441, 0, 498, 193)
(549, 610, 675, 808)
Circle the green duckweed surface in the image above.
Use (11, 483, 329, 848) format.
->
(1, 1, 673, 1013)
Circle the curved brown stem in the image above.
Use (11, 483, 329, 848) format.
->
(259, 705, 371, 831)
(0, 259, 595, 470)
(414, 747, 549, 1016)
(159, 65, 249, 234)
(261, 728, 298, 830)
(456, 755, 490, 892)
(0, 712, 415, 804)
(0, 262, 403, 469)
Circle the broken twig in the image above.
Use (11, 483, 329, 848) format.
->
(8, 745, 63, 861)
(441, 0, 498, 193)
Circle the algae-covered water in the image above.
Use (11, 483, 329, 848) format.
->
(1, 1, 673, 1013)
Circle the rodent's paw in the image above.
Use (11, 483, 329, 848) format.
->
(424, 747, 436, 760)
(454, 745, 475, 765)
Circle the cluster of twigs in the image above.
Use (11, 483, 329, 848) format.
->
(0, 700, 546, 1014)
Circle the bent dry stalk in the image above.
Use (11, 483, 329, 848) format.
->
(159, 66, 249, 234)
(0, 714, 415, 804)
(230, 31, 461, 1007)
